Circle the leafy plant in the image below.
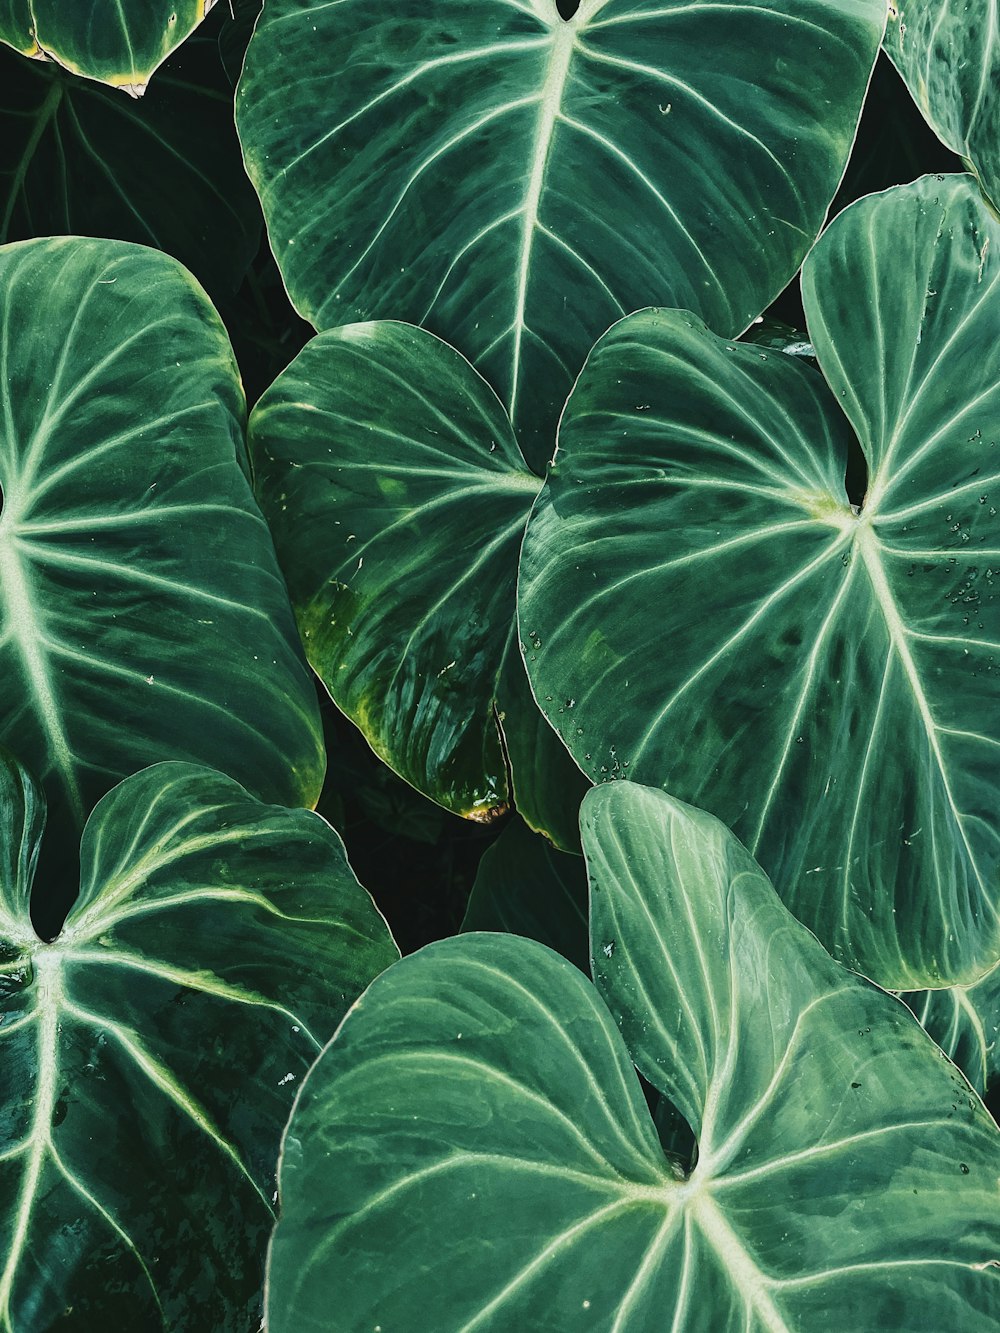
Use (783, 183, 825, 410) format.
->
(268, 784, 1000, 1329)
(519, 173, 1000, 991)
(1, 0, 1000, 1327)
(0, 755, 397, 1328)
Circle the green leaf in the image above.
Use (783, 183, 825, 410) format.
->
(497, 635, 591, 851)
(237, 0, 885, 468)
(0, 0, 213, 94)
(250, 321, 540, 822)
(0, 17, 262, 300)
(462, 814, 589, 971)
(902, 966, 1000, 1096)
(0, 754, 398, 1331)
(267, 781, 1000, 1331)
(885, 2, 1000, 210)
(519, 174, 1000, 989)
(0, 237, 325, 859)
(0, 0, 35, 58)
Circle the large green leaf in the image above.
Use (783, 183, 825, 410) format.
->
(0, 755, 398, 1331)
(885, 0, 1000, 210)
(237, 0, 885, 469)
(0, 0, 213, 94)
(0, 237, 324, 864)
(518, 173, 1000, 989)
(0, 14, 261, 300)
(267, 781, 1000, 1331)
(903, 966, 1000, 1096)
(250, 320, 541, 822)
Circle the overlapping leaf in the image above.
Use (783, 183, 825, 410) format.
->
(886, 0, 1000, 209)
(237, 0, 885, 468)
(496, 635, 589, 850)
(251, 319, 581, 832)
(518, 174, 1000, 989)
(0, 15, 261, 299)
(0, 0, 214, 94)
(267, 781, 1000, 1331)
(903, 966, 1000, 1095)
(0, 237, 325, 861)
(0, 755, 398, 1331)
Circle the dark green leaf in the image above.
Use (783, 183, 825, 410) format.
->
(0, 18, 262, 300)
(0, 755, 398, 1331)
(250, 321, 539, 822)
(519, 174, 1000, 988)
(0, 237, 325, 859)
(462, 814, 589, 970)
(237, 0, 885, 468)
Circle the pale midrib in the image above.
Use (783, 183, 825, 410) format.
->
(857, 525, 986, 896)
(508, 22, 576, 422)
(0, 961, 60, 1324)
(0, 537, 82, 824)
(689, 1192, 791, 1333)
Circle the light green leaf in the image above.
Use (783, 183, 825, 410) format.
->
(0, 237, 325, 864)
(0, 18, 262, 300)
(237, 0, 885, 468)
(461, 814, 589, 970)
(885, 2, 1000, 210)
(518, 174, 1000, 989)
(0, 0, 213, 94)
(250, 321, 540, 822)
(902, 964, 1000, 1096)
(267, 781, 1000, 1331)
(0, 755, 398, 1332)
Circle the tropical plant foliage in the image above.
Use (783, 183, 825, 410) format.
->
(1, 0, 1000, 1328)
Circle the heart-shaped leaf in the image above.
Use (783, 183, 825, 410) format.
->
(0, 754, 398, 1331)
(518, 173, 1000, 989)
(237, 0, 885, 468)
(0, 0, 214, 94)
(267, 781, 1000, 1331)
(0, 237, 324, 867)
(251, 319, 581, 830)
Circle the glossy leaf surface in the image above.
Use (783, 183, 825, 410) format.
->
(0, 16, 261, 299)
(0, 237, 324, 851)
(251, 321, 540, 821)
(237, 0, 884, 467)
(0, 0, 214, 94)
(267, 781, 1000, 1331)
(519, 174, 1000, 988)
(886, 1, 1000, 209)
(0, 756, 398, 1331)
